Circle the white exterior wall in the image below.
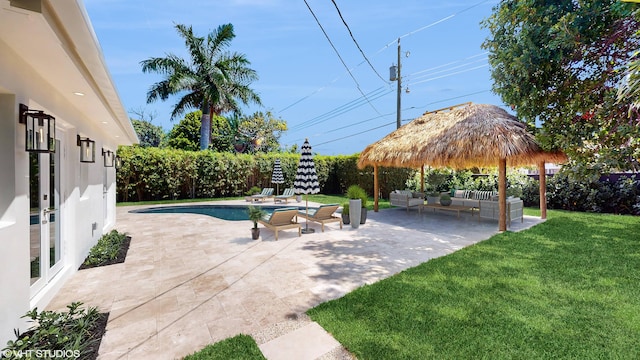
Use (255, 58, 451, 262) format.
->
(0, 0, 136, 345)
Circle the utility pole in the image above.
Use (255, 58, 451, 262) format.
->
(396, 37, 401, 129)
(390, 38, 407, 129)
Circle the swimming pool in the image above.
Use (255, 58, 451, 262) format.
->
(129, 204, 305, 221)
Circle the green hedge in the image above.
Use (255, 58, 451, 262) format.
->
(406, 167, 640, 215)
(116, 146, 414, 202)
(116, 147, 640, 215)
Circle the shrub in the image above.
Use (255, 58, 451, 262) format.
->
(522, 173, 640, 215)
(3, 302, 106, 360)
(245, 186, 261, 196)
(342, 202, 349, 214)
(83, 230, 128, 267)
(346, 185, 368, 207)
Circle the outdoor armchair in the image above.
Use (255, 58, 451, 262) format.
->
(258, 207, 301, 240)
(296, 204, 342, 232)
(389, 190, 424, 212)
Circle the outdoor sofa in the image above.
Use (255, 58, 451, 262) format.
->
(450, 190, 524, 224)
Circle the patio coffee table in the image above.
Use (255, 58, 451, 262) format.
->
(422, 204, 472, 219)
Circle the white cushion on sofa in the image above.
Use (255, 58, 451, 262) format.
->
(454, 190, 466, 198)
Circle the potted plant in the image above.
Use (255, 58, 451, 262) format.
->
(341, 202, 350, 225)
(346, 185, 366, 229)
(440, 193, 452, 206)
(247, 205, 266, 240)
(358, 190, 369, 224)
(426, 191, 440, 205)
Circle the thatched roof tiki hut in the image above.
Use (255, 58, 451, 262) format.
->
(358, 103, 567, 231)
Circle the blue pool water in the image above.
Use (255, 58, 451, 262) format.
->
(130, 204, 304, 221)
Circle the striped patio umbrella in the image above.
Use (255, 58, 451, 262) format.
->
(271, 159, 285, 195)
(294, 139, 320, 234)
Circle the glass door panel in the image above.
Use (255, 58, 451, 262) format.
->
(29, 138, 61, 294)
(29, 153, 42, 286)
(49, 141, 61, 272)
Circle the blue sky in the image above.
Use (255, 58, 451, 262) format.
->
(85, 0, 504, 155)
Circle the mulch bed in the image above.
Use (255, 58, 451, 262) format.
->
(74, 236, 129, 357)
(83, 312, 109, 360)
(78, 236, 131, 270)
(12, 312, 109, 360)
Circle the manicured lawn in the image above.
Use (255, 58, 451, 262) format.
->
(307, 210, 640, 359)
(116, 197, 239, 207)
(183, 334, 265, 360)
(117, 194, 392, 210)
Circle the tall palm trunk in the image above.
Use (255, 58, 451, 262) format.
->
(200, 103, 211, 150)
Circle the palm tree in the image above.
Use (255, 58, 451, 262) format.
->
(141, 23, 261, 150)
(618, 56, 640, 115)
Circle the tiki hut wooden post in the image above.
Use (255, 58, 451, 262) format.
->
(498, 158, 507, 231)
(357, 103, 566, 230)
(374, 165, 379, 211)
(538, 160, 547, 219)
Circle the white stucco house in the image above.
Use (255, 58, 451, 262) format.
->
(0, 0, 137, 345)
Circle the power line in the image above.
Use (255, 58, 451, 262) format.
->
(280, 2, 491, 114)
(330, 0, 387, 83)
(298, 89, 494, 147)
(378, 0, 492, 51)
(407, 64, 489, 87)
(313, 121, 396, 147)
(303, 0, 385, 117)
(408, 52, 488, 77)
(289, 60, 490, 135)
(408, 58, 489, 82)
(290, 87, 393, 132)
(290, 58, 489, 134)
(411, 89, 492, 112)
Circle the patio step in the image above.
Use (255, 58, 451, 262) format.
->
(256, 319, 353, 360)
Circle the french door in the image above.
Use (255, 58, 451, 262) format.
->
(29, 140, 62, 296)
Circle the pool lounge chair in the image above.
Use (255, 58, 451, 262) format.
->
(258, 207, 301, 240)
(251, 188, 274, 202)
(296, 204, 342, 232)
(274, 188, 296, 203)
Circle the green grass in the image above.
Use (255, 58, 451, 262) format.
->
(183, 334, 265, 360)
(307, 210, 640, 359)
(117, 194, 392, 210)
(117, 197, 240, 207)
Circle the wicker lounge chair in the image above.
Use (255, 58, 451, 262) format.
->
(258, 207, 301, 240)
(251, 188, 274, 202)
(389, 190, 424, 212)
(296, 204, 342, 232)
(274, 188, 296, 203)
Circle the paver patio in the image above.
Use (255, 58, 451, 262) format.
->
(46, 200, 543, 359)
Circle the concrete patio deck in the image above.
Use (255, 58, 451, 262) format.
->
(46, 200, 543, 359)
